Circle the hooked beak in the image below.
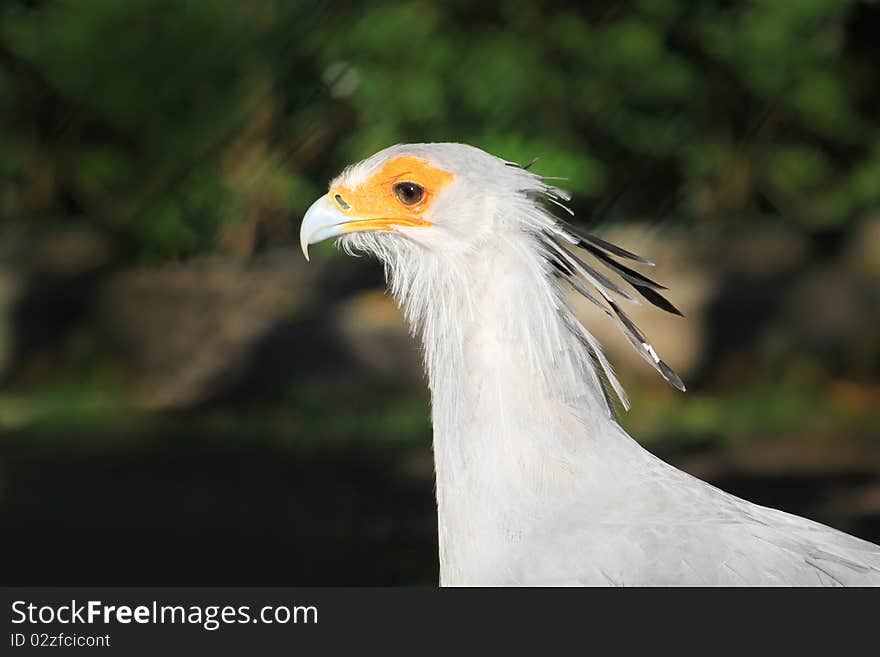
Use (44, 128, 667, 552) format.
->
(299, 194, 432, 261)
(299, 195, 348, 261)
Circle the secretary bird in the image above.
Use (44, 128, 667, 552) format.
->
(300, 142, 880, 586)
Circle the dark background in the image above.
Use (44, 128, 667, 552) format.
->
(1, 0, 879, 584)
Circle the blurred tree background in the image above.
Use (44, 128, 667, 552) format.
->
(1, 0, 879, 584)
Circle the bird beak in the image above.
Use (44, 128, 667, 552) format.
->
(299, 195, 349, 261)
(299, 192, 433, 261)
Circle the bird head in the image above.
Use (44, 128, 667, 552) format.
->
(299, 143, 551, 261)
(300, 142, 686, 402)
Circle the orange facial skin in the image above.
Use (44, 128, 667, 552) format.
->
(329, 156, 454, 233)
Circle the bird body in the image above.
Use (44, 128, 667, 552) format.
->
(301, 142, 880, 585)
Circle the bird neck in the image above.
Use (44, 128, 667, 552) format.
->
(387, 230, 624, 582)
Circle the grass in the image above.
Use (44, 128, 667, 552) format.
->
(0, 373, 877, 584)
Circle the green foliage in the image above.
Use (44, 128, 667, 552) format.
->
(2, 0, 880, 250)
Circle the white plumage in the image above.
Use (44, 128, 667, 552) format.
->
(301, 142, 880, 586)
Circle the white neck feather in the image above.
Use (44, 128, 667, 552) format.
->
(351, 210, 632, 584)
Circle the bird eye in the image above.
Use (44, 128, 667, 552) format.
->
(393, 181, 424, 205)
